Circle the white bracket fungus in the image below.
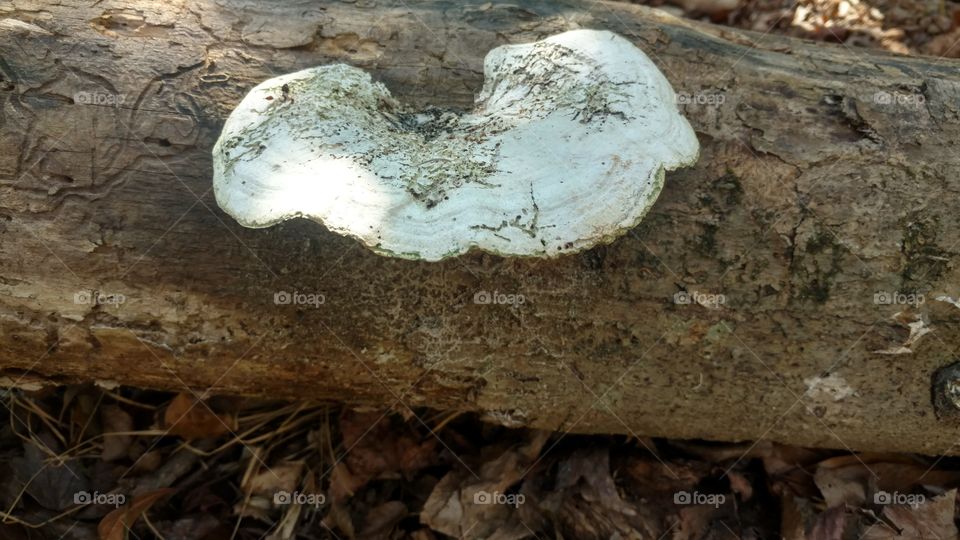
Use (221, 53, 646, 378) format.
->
(213, 29, 699, 261)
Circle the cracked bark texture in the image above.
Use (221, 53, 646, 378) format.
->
(1, 0, 960, 455)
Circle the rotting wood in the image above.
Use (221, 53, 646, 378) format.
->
(1, 0, 960, 455)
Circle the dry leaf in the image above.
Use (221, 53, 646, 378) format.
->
(623, 459, 708, 496)
(814, 457, 871, 508)
(162, 393, 236, 440)
(243, 461, 303, 498)
(861, 489, 958, 539)
(555, 448, 631, 512)
(672, 505, 724, 540)
(100, 405, 133, 462)
(268, 500, 303, 540)
(10, 435, 90, 511)
(727, 470, 754, 501)
(542, 448, 660, 539)
(130, 450, 163, 474)
(156, 514, 222, 540)
(780, 496, 816, 540)
(807, 506, 854, 540)
(420, 431, 550, 540)
(329, 410, 436, 501)
(358, 501, 407, 539)
(814, 454, 960, 509)
(98, 488, 174, 540)
(421, 431, 549, 539)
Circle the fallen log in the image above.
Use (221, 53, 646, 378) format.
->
(2, 0, 960, 455)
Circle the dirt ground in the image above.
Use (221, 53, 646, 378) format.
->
(3, 1, 960, 539)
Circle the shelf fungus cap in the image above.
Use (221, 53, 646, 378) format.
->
(213, 29, 699, 261)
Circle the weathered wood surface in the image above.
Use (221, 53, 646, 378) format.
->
(2, 0, 960, 455)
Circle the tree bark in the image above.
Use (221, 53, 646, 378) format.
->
(2, 0, 960, 455)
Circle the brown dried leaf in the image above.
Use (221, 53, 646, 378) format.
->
(623, 459, 710, 496)
(421, 431, 549, 539)
(814, 457, 870, 508)
(814, 455, 960, 508)
(100, 404, 133, 462)
(727, 470, 753, 502)
(358, 501, 407, 539)
(330, 410, 436, 501)
(324, 502, 356, 539)
(555, 448, 629, 511)
(98, 488, 174, 540)
(927, 28, 960, 58)
(270, 499, 303, 540)
(780, 496, 816, 540)
(861, 489, 958, 540)
(420, 473, 464, 538)
(10, 435, 89, 511)
(543, 448, 659, 539)
(672, 505, 724, 540)
(130, 450, 163, 474)
(807, 506, 854, 540)
(669, 440, 825, 498)
(329, 463, 365, 502)
(162, 393, 236, 440)
(755, 442, 826, 476)
(243, 461, 303, 498)
(233, 495, 273, 521)
(157, 514, 222, 540)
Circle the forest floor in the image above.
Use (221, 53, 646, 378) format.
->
(4, 1, 960, 539)
(3, 385, 960, 539)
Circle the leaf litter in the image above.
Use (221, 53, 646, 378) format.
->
(2, 386, 960, 538)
